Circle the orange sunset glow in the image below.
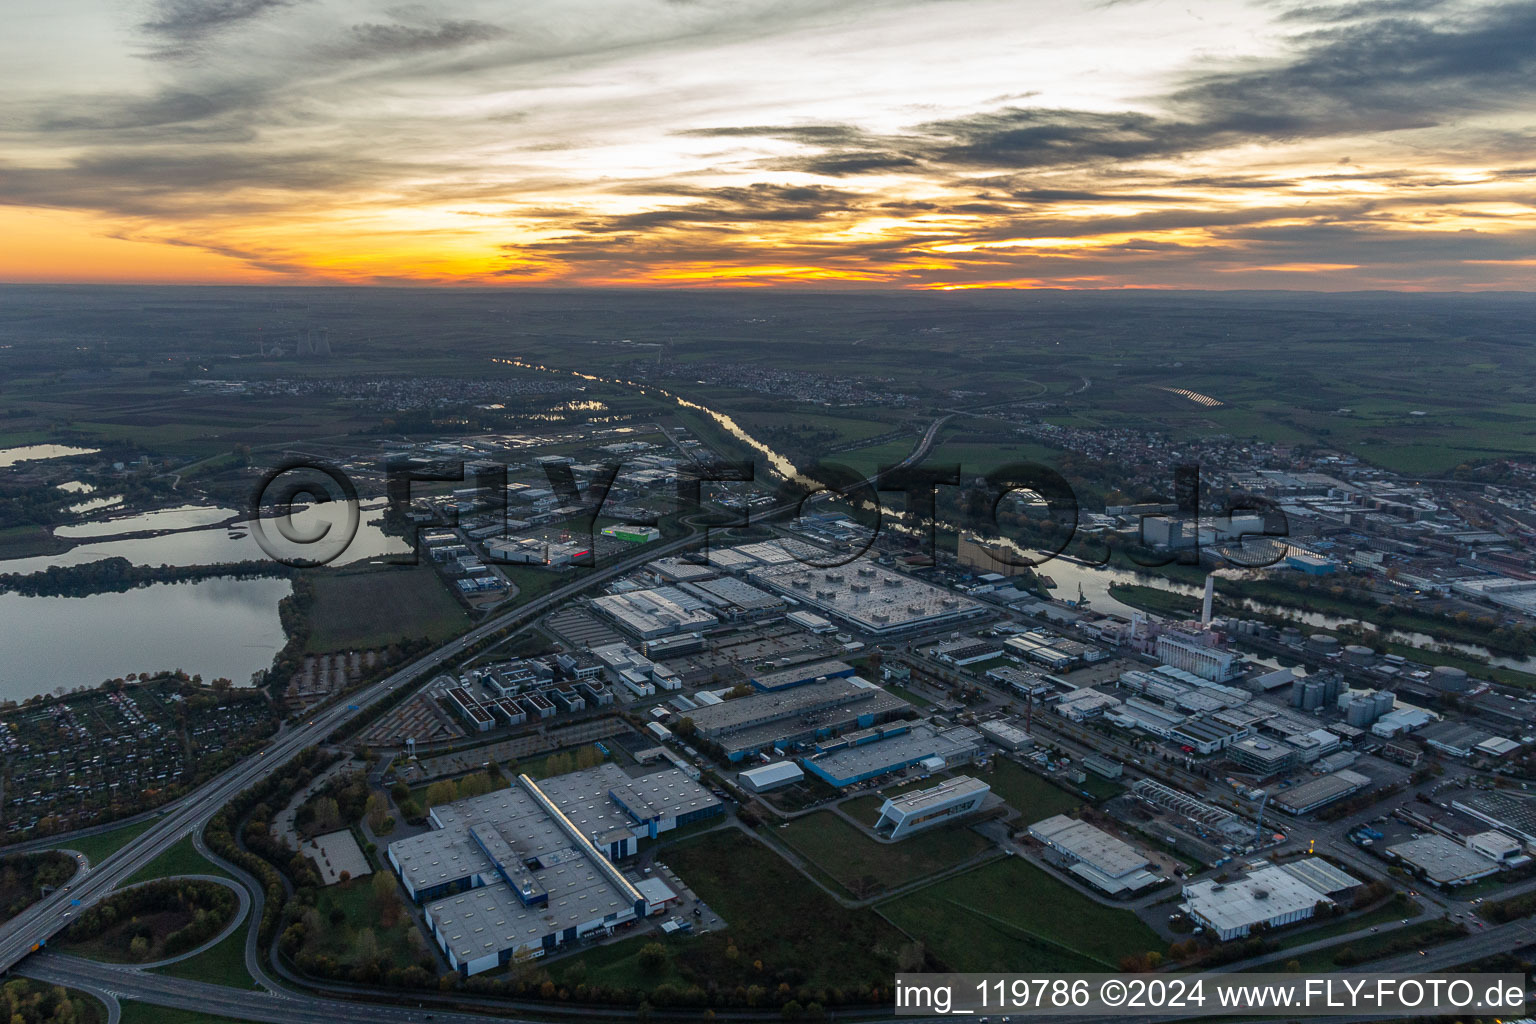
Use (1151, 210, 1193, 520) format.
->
(2, 0, 1534, 289)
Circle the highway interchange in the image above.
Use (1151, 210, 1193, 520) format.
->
(5, 416, 1534, 1022)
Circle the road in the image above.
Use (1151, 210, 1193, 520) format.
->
(0, 415, 951, 981)
(0, 524, 706, 975)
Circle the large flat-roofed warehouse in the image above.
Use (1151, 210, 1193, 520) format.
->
(683, 675, 910, 761)
(751, 659, 856, 691)
(1453, 791, 1536, 845)
(1272, 769, 1371, 815)
(876, 776, 991, 839)
(675, 577, 786, 620)
(747, 558, 986, 634)
(387, 766, 721, 975)
(802, 723, 980, 786)
(1182, 864, 1334, 940)
(1386, 833, 1502, 886)
(590, 587, 719, 639)
(1028, 815, 1160, 895)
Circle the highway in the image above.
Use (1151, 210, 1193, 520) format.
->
(0, 415, 951, 982)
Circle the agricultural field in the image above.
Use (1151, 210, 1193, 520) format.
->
(878, 857, 1163, 972)
(303, 563, 470, 653)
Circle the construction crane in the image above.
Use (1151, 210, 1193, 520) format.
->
(1253, 789, 1269, 847)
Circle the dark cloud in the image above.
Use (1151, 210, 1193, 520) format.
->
(139, 0, 296, 58)
(572, 183, 860, 232)
(333, 20, 507, 59)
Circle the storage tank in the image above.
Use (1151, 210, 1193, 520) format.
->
(1345, 696, 1378, 728)
(1308, 634, 1340, 655)
(1344, 644, 1375, 666)
(1372, 690, 1396, 716)
(1300, 678, 1326, 711)
(1290, 677, 1309, 708)
(1322, 673, 1345, 705)
(1430, 665, 1470, 692)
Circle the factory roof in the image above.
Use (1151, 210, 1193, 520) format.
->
(1273, 770, 1371, 812)
(1277, 857, 1361, 895)
(1183, 864, 1331, 933)
(747, 557, 984, 633)
(805, 724, 980, 781)
(1387, 834, 1499, 884)
(1029, 814, 1150, 879)
(884, 775, 991, 816)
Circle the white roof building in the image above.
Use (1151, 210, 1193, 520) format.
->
(1182, 864, 1333, 941)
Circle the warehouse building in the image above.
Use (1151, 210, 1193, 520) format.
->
(1028, 814, 1160, 895)
(802, 723, 981, 787)
(1182, 864, 1334, 940)
(737, 760, 804, 793)
(748, 558, 986, 635)
(591, 587, 718, 639)
(1272, 770, 1372, 815)
(683, 675, 910, 761)
(390, 768, 724, 975)
(979, 719, 1032, 751)
(751, 659, 856, 692)
(677, 577, 786, 621)
(1386, 833, 1502, 886)
(876, 776, 991, 839)
(1453, 791, 1536, 846)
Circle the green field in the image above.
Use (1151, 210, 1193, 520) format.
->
(879, 857, 1163, 972)
(983, 760, 1084, 819)
(62, 818, 158, 866)
(151, 925, 259, 989)
(774, 811, 993, 895)
(304, 563, 470, 653)
(659, 830, 911, 992)
(117, 1003, 248, 1024)
(123, 833, 230, 886)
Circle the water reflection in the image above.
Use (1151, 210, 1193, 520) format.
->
(0, 576, 291, 701)
(0, 444, 99, 468)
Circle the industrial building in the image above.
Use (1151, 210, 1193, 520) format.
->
(802, 723, 981, 787)
(737, 760, 804, 792)
(1453, 791, 1536, 846)
(748, 558, 985, 634)
(600, 525, 660, 543)
(1156, 633, 1239, 682)
(682, 675, 910, 760)
(676, 577, 786, 621)
(1386, 833, 1503, 886)
(979, 719, 1032, 751)
(387, 766, 722, 975)
(1271, 770, 1371, 815)
(1227, 736, 1295, 775)
(875, 776, 991, 839)
(750, 659, 856, 691)
(1181, 864, 1334, 940)
(590, 587, 718, 639)
(1028, 815, 1160, 895)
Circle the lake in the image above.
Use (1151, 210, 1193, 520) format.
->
(0, 444, 99, 468)
(0, 576, 293, 702)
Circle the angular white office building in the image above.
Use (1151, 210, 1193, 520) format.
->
(875, 776, 990, 839)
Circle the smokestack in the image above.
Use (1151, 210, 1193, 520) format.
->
(1201, 575, 1214, 627)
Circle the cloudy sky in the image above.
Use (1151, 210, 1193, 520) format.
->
(2, 0, 1533, 288)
